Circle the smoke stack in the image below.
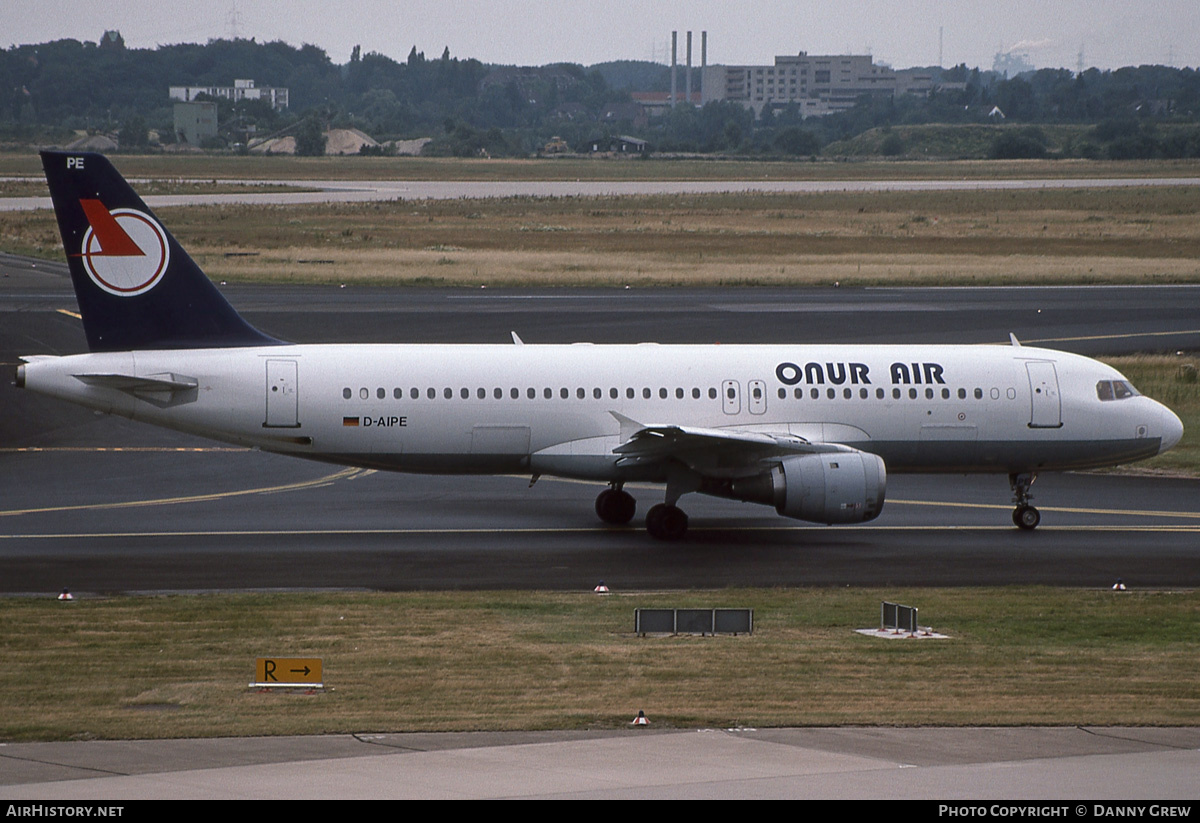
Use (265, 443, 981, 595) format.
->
(671, 31, 677, 107)
(686, 31, 692, 105)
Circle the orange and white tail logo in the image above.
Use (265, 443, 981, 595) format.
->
(75, 199, 170, 297)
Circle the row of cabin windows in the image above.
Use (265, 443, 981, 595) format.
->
(343, 385, 1000, 402)
(343, 386, 723, 401)
(776, 386, 989, 401)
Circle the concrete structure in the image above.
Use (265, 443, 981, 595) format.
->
(702, 53, 895, 117)
(893, 68, 968, 98)
(173, 102, 218, 146)
(670, 30, 707, 109)
(631, 91, 699, 119)
(169, 79, 289, 111)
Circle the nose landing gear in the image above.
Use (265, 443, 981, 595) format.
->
(1010, 472, 1040, 530)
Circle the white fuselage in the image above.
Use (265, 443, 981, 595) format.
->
(20, 342, 1182, 482)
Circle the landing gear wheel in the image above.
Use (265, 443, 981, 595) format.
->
(646, 503, 688, 541)
(1009, 472, 1039, 531)
(595, 488, 636, 525)
(1013, 505, 1040, 531)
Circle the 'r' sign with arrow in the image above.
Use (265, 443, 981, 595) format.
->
(254, 657, 324, 688)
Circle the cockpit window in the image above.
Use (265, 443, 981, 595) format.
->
(1097, 380, 1140, 401)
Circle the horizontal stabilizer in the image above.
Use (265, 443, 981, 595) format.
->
(74, 372, 198, 393)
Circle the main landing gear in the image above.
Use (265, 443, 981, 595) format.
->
(595, 483, 636, 526)
(1010, 472, 1040, 531)
(645, 503, 688, 541)
(594, 484, 689, 541)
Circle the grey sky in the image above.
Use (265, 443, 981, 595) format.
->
(5, 1, 1197, 72)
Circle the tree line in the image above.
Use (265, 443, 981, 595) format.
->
(3, 36, 1200, 158)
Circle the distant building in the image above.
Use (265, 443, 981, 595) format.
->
(893, 68, 967, 98)
(590, 135, 647, 154)
(169, 79, 289, 111)
(701, 53, 895, 117)
(993, 51, 1035, 78)
(631, 91, 700, 119)
(99, 30, 124, 50)
(174, 102, 218, 145)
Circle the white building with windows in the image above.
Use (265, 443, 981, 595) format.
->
(701, 53, 895, 117)
(169, 79, 289, 111)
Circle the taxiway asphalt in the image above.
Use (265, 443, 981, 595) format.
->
(2, 254, 1198, 593)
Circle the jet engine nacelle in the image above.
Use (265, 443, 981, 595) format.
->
(706, 450, 887, 524)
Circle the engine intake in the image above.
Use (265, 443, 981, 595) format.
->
(701, 451, 886, 524)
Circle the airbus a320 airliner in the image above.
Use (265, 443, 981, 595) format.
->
(16, 151, 1184, 539)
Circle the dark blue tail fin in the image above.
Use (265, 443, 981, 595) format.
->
(41, 150, 279, 352)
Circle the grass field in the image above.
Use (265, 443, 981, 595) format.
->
(1102, 357, 1200, 474)
(1, 587, 1196, 741)
(5, 186, 1200, 287)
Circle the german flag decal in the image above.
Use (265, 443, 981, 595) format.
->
(342, 417, 360, 427)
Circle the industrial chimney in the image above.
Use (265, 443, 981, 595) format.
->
(670, 31, 677, 107)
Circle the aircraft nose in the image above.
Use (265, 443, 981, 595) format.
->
(1159, 403, 1184, 454)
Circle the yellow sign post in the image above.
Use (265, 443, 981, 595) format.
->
(253, 657, 323, 688)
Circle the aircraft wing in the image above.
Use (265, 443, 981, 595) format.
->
(612, 416, 855, 477)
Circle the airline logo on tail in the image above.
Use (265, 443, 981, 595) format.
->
(75, 199, 170, 297)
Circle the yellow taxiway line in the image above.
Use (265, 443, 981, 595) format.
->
(0, 467, 371, 518)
